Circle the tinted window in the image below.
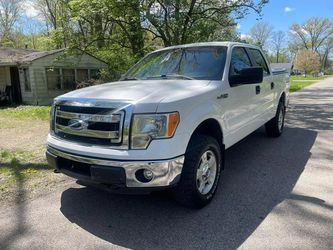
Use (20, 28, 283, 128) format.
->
(125, 46, 227, 80)
(249, 49, 269, 74)
(229, 47, 252, 76)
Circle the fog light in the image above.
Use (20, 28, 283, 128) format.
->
(143, 169, 154, 180)
(135, 169, 154, 183)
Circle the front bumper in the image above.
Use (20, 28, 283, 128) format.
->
(46, 146, 184, 189)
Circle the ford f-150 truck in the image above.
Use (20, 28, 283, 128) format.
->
(46, 42, 290, 208)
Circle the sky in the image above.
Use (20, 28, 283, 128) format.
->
(237, 0, 333, 36)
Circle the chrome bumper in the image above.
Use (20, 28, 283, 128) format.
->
(46, 146, 184, 188)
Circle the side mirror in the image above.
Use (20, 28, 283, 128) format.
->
(229, 67, 263, 85)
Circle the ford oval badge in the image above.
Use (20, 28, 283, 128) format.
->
(68, 119, 88, 130)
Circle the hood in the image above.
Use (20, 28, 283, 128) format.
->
(57, 79, 211, 111)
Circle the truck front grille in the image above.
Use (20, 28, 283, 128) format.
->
(54, 105, 124, 146)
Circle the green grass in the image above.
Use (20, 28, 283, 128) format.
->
(290, 81, 317, 92)
(0, 149, 51, 190)
(291, 75, 327, 81)
(0, 105, 51, 121)
(0, 149, 50, 173)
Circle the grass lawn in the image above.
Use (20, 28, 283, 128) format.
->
(291, 75, 328, 81)
(0, 149, 52, 190)
(0, 105, 51, 120)
(290, 81, 317, 92)
(289, 75, 331, 92)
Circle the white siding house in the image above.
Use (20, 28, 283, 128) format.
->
(0, 48, 108, 105)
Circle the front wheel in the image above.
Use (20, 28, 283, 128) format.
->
(173, 135, 222, 208)
(265, 99, 286, 137)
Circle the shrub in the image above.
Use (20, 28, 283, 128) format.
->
(76, 79, 104, 89)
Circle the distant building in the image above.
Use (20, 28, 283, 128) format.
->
(0, 47, 108, 105)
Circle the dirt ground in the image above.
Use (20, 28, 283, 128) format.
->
(0, 117, 50, 151)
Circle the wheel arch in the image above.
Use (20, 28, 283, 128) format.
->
(187, 118, 225, 170)
(190, 119, 223, 148)
(279, 92, 286, 106)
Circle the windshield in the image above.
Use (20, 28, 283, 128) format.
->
(123, 46, 227, 81)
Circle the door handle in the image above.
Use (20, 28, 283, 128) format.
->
(255, 85, 261, 95)
(271, 82, 275, 89)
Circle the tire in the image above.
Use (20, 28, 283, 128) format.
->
(265, 99, 286, 137)
(173, 134, 222, 208)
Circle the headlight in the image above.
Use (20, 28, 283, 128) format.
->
(131, 112, 180, 149)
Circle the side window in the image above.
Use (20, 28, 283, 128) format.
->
(249, 49, 269, 75)
(23, 68, 31, 92)
(77, 69, 89, 82)
(229, 47, 252, 77)
(63, 69, 75, 90)
(46, 68, 61, 90)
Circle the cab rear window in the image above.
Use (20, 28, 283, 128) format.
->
(249, 49, 270, 75)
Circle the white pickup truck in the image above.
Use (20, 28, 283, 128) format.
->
(46, 42, 290, 208)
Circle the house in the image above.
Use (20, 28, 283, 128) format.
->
(0, 47, 108, 105)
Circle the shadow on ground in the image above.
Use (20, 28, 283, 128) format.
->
(59, 126, 317, 249)
(287, 85, 333, 131)
(0, 160, 53, 249)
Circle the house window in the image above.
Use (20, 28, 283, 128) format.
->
(63, 69, 75, 90)
(90, 69, 100, 79)
(23, 68, 31, 91)
(46, 68, 61, 90)
(77, 69, 88, 82)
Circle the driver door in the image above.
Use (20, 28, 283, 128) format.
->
(220, 46, 257, 147)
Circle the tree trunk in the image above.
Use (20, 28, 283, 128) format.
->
(128, 1, 144, 58)
(94, 14, 105, 49)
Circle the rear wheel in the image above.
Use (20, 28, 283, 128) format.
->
(173, 135, 222, 208)
(265, 99, 286, 137)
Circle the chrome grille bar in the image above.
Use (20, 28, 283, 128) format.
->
(55, 124, 119, 139)
(57, 110, 121, 123)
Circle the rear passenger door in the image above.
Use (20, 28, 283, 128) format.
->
(247, 48, 274, 122)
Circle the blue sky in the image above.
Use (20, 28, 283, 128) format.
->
(237, 0, 333, 35)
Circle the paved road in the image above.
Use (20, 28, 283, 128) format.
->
(1, 78, 333, 250)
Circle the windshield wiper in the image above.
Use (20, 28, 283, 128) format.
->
(146, 74, 194, 80)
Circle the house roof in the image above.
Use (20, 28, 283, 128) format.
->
(0, 47, 108, 66)
(19, 48, 65, 62)
(0, 47, 38, 65)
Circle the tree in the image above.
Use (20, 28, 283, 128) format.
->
(289, 17, 333, 71)
(271, 31, 285, 63)
(143, 0, 268, 46)
(295, 50, 321, 76)
(290, 17, 333, 52)
(0, 0, 22, 44)
(249, 21, 273, 50)
(320, 37, 333, 71)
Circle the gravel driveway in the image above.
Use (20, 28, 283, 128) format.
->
(0, 78, 332, 249)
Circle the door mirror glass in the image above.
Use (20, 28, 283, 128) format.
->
(229, 67, 263, 85)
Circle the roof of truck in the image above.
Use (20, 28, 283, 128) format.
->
(153, 42, 260, 53)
